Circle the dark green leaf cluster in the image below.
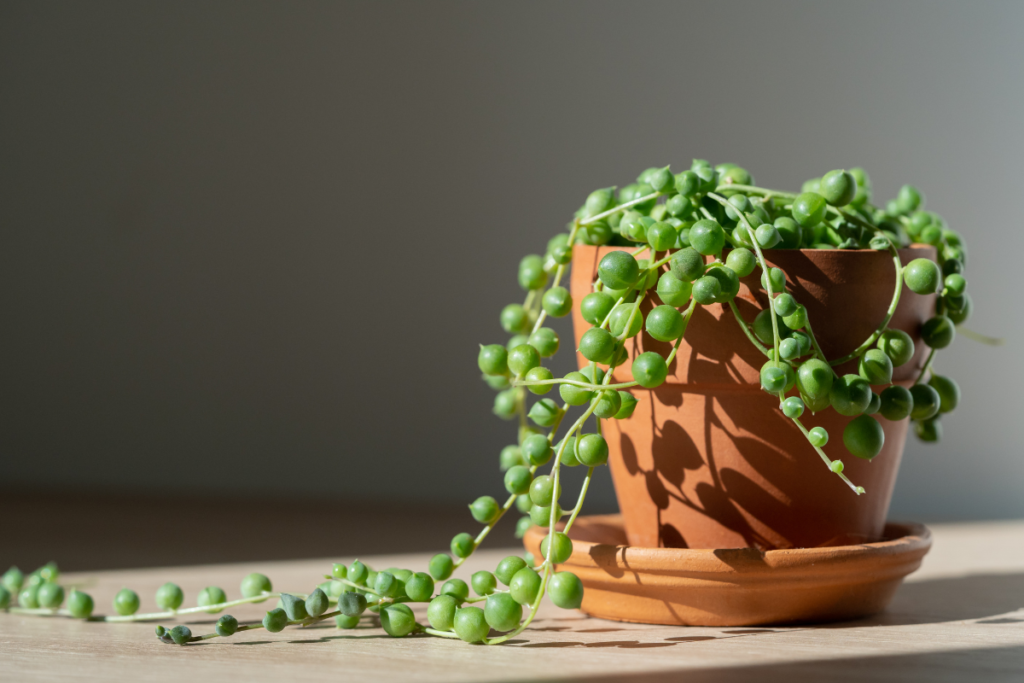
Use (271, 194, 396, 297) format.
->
(481, 161, 971, 504)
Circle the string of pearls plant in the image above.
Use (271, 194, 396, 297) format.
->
(1, 161, 986, 646)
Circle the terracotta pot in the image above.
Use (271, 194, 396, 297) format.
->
(524, 514, 931, 626)
(569, 244, 937, 550)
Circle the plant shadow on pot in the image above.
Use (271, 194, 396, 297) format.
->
(570, 244, 937, 551)
(605, 376, 911, 551)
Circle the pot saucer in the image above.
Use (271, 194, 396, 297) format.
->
(523, 514, 931, 626)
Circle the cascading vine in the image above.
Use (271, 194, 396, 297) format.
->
(1, 161, 979, 646)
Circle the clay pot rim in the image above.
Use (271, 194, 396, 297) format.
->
(525, 514, 932, 576)
(585, 245, 933, 256)
(711, 245, 933, 254)
(737, 244, 932, 253)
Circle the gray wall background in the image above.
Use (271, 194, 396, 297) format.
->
(1, 1, 1020, 520)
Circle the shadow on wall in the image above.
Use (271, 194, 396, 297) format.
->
(0, 488, 522, 571)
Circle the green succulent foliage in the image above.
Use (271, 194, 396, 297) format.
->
(5, 163, 976, 652)
(483, 164, 967, 504)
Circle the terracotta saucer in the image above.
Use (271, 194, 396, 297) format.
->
(523, 514, 931, 626)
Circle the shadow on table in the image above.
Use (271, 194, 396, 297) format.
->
(507, 573, 1024, 659)
(841, 571, 1024, 626)
(537, 644, 1024, 683)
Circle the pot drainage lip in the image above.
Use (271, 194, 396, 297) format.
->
(524, 514, 931, 574)
(523, 514, 933, 627)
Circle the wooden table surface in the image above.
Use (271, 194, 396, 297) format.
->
(3, 520, 1024, 682)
